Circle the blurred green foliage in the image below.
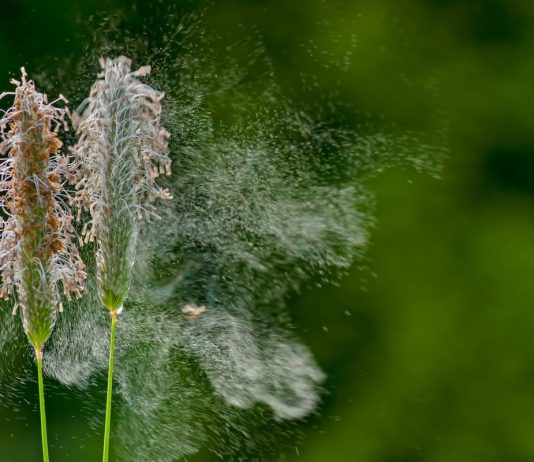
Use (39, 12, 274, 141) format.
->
(1, 0, 534, 461)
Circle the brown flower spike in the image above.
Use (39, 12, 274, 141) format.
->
(0, 68, 86, 350)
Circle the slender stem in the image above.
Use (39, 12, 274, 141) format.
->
(36, 348, 50, 462)
(102, 311, 117, 462)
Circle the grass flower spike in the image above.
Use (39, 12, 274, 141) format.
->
(70, 56, 170, 462)
(0, 68, 86, 462)
(70, 56, 171, 313)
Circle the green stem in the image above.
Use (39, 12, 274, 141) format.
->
(102, 311, 117, 462)
(36, 348, 50, 462)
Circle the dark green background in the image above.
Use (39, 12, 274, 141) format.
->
(1, 0, 534, 460)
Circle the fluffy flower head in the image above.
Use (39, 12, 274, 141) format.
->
(70, 56, 170, 311)
(0, 69, 86, 349)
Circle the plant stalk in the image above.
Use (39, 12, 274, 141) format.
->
(36, 347, 49, 462)
(102, 311, 117, 462)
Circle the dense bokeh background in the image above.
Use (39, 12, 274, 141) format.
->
(1, 0, 534, 460)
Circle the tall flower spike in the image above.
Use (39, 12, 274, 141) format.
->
(70, 56, 171, 313)
(0, 68, 86, 462)
(69, 56, 171, 462)
(0, 68, 86, 350)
